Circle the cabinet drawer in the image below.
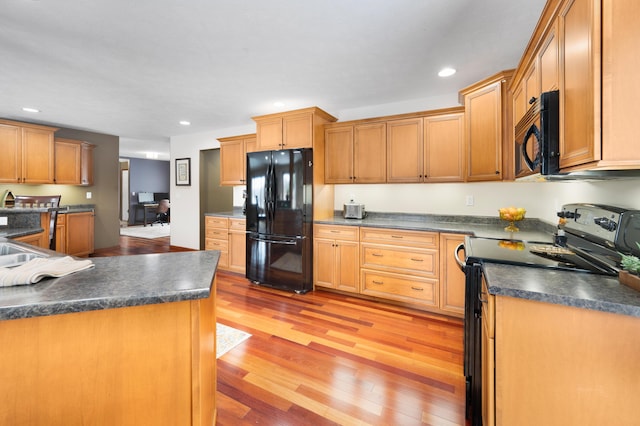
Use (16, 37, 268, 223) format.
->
(314, 224, 359, 241)
(229, 218, 246, 231)
(205, 227, 227, 240)
(361, 244, 437, 276)
(205, 216, 228, 228)
(360, 227, 438, 248)
(204, 238, 228, 251)
(361, 269, 438, 306)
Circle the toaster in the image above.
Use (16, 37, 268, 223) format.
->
(343, 203, 366, 219)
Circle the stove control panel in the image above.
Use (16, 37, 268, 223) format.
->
(558, 204, 622, 244)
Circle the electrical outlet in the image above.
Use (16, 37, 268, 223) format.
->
(86, 191, 92, 199)
(465, 195, 474, 206)
(0, 217, 7, 226)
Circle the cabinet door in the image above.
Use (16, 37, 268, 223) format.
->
(558, 0, 600, 169)
(228, 230, 246, 274)
(335, 240, 359, 293)
(220, 138, 246, 185)
(66, 212, 94, 257)
(22, 126, 55, 184)
(465, 81, 504, 181)
(512, 81, 527, 125)
(313, 238, 336, 288)
(524, 61, 539, 107)
(256, 117, 283, 151)
(539, 20, 559, 93)
(438, 233, 466, 317)
(601, 0, 640, 165)
(324, 126, 354, 183)
(424, 113, 465, 182)
(283, 112, 313, 149)
(55, 139, 82, 185)
(0, 123, 21, 183)
(354, 123, 386, 183)
(56, 214, 66, 253)
(245, 136, 257, 154)
(386, 118, 423, 183)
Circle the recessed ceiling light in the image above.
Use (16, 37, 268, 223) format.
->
(273, 102, 285, 107)
(179, 120, 191, 126)
(22, 107, 40, 113)
(438, 67, 456, 77)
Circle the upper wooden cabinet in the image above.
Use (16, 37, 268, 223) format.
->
(55, 138, 95, 186)
(326, 108, 464, 184)
(218, 134, 256, 185)
(558, 0, 600, 170)
(459, 70, 514, 182)
(386, 118, 423, 183)
(511, 0, 639, 172)
(424, 110, 465, 182)
(0, 119, 58, 184)
(324, 122, 387, 184)
(253, 107, 337, 151)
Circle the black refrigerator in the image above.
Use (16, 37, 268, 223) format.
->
(245, 148, 313, 294)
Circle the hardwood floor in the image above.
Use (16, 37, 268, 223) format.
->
(94, 236, 468, 426)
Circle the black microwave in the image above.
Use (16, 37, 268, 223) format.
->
(514, 90, 559, 178)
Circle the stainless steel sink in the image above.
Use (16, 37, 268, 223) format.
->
(0, 242, 46, 267)
(0, 252, 44, 268)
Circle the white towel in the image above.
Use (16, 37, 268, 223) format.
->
(0, 256, 94, 287)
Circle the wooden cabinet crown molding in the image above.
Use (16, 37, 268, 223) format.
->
(458, 69, 515, 105)
(252, 106, 337, 124)
(0, 118, 59, 133)
(323, 106, 464, 130)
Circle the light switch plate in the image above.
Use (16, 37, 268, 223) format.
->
(0, 216, 7, 226)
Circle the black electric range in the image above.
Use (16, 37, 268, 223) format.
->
(461, 203, 640, 426)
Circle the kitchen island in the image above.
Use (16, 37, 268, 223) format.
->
(0, 248, 220, 426)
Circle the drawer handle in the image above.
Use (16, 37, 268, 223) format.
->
(410, 258, 424, 262)
(372, 253, 383, 257)
(372, 280, 384, 285)
(411, 286, 424, 291)
(330, 230, 340, 233)
(391, 235, 404, 239)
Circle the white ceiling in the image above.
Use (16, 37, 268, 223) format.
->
(1, 0, 546, 161)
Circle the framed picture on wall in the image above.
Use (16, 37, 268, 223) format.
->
(175, 158, 191, 186)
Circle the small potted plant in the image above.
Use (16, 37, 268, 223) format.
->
(619, 243, 640, 291)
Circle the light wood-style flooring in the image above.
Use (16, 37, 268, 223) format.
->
(94, 236, 468, 425)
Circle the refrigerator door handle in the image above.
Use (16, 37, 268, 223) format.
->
(250, 236, 299, 246)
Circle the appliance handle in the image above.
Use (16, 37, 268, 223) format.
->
(522, 124, 541, 171)
(250, 236, 299, 246)
(454, 243, 466, 271)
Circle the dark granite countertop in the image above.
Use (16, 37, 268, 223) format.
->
(0, 249, 220, 321)
(0, 227, 44, 239)
(483, 263, 640, 318)
(205, 207, 245, 218)
(316, 212, 555, 242)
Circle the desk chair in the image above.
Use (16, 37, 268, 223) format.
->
(14, 195, 62, 250)
(152, 199, 170, 226)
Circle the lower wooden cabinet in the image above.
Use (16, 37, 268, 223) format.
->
(204, 215, 246, 274)
(360, 227, 439, 309)
(227, 218, 246, 274)
(313, 224, 360, 293)
(13, 231, 46, 249)
(439, 233, 467, 316)
(64, 211, 95, 257)
(313, 224, 466, 318)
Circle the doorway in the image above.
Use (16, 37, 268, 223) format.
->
(199, 149, 233, 249)
(119, 160, 130, 226)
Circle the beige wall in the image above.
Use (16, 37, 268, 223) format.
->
(0, 127, 120, 250)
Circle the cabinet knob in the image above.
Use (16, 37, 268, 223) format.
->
(495, 171, 500, 175)
(529, 97, 537, 105)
